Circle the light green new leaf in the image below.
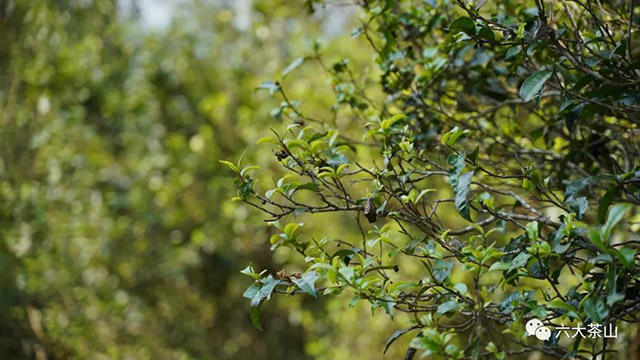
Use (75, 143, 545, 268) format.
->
(519, 69, 553, 102)
(282, 56, 305, 77)
(526, 221, 538, 241)
(488, 261, 509, 272)
(219, 160, 239, 173)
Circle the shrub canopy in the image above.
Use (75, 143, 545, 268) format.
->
(233, 0, 640, 358)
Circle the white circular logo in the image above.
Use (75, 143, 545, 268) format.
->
(526, 319, 551, 340)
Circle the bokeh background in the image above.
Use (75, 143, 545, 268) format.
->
(0, 1, 413, 359)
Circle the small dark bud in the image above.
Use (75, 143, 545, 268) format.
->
(275, 150, 288, 161)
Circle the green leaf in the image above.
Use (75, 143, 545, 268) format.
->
(507, 253, 531, 273)
(448, 153, 473, 220)
(296, 182, 317, 192)
(219, 160, 240, 173)
(505, 45, 522, 60)
(251, 276, 282, 307)
(583, 297, 608, 323)
(338, 266, 355, 283)
(243, 283, 260, 299)
(437, 299, 461, 316)
(414, 189, 436, 204)
(433, 260, 453, 283)
(410, 332, 442, 353)
(451, 171, 473, 221)
(282, 56, 305, 77)
(519, 69, 553, 102)
(526, 221, 538, 241)
(478, 26, 495, 41)
(257, 81, 281, 94)
(598, 186, 619, 224)
(548, 298, 580, 319)
(453, 283, 468, 295)
(450, 17, 476, 35)
(447, 153, 466, 175)
(249, 275, 282, 330)
(240, 264, 259, 279)
(600, 204, 630, 244)
(442, 126, 470, 146)
(240, 165, 260, 177)
(617, 248, 635, 268)
(488, 261, 509, 272)
(256, 136, 279, 145)
(384, 327, 417, 354)
(250, 302, 263, 331)
(522, 178, 534, 191)
(588, 228, 604, 249)
(292, 271, 319, 298)
(528, 261, 548, 279)
(499, 292, 520, 314)
(564, 175, 614, 201)
(284, 222, 300, 238)
(566, 196, 588, 219)
(606, 263, 625, 306)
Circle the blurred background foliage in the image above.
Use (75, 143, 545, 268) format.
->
(0, 0, 411, 359)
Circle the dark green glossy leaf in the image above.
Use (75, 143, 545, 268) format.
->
(450, 17, 476, 35)
(250, 302, 264, 331)
(519, 69, 553, 102)
(384, 327, 417, 354)
(452, 171, 473, 221)
(448, 153, 473, 220)
(606, 263, 625, 306)
(564, 175, 614, 201)
(478, 26, 494, 41)
(528, 261, 548, 279)
(598, 186, 619, 224)
(583, 297, 607, 323)
(499, 292, 519, 314)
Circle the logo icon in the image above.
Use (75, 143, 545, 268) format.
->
(526, 319, 551, 341)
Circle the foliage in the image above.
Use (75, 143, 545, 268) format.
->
(0, 0, 352, 359)
(233, 0, 640, 358)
